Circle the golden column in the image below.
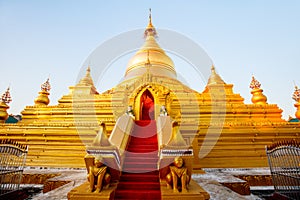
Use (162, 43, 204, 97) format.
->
(250, 76, 267, 105)
(292, 86, 300, 119)
(34, 78, 51, 106)
(0, 87, 12, 123)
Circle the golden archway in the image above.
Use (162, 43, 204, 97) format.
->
(130, 84, 170, 121)
(140, 89, 155, 120)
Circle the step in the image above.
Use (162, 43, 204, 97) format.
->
(127, 146, 158, 151)
(124, 157, 158, 163)
(126, 149, 158, 153)
(129, 141, 157, 145)
(120, 173, 159, 182)
(122, 167, 158, 173)
(123, 162, 157, 169)
(130, 133, 157, 138)
(117, 181, 160, 190)
(129, 136, 158, 141)
(114, 189, 161, 200)
(127, 144, 158, 149)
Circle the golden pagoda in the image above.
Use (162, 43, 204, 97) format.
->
(0, 11, 299, 172)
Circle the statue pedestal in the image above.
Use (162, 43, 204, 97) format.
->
(67, 181, 117, 200)
(160, 179, 210, 200)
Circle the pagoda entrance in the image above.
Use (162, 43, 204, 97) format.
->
(140, 89, 155, 120)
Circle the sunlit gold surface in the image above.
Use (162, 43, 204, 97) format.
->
(207, 65, 225, 85)
(251, 88, 267, 105)
(166, 156, 190, 193)
(0, 16, 299, 171)
(87, 156, 111, 193)
(34, 91, 50, 105)
(0, 101, 9, 122)
(125, 14, 176, 80)
(294, 102, 300, 119)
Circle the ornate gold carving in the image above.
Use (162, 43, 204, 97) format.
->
(250, 76, 267, 105)
(166, 156, 190, 193)
(292, 86, 300, 119)
(34, 78, 51, 106)
(0, 87, 12, 122)
(87, 156, 111, 193)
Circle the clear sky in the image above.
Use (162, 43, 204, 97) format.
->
(0, 0, 299, 120)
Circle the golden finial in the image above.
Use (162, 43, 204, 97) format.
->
(211, 65, 215, 71)
(292, 85, 300, 102)
(250, 75, 267, 105)
(144, 8, 157, 38)
(79, 66, 94, 86)
(91, 123, 113, 147)
(166, 121, 188, 147)
(149, 8, 152, 26)
(292, 85, 300, 119)
(34, 78, 50, 106)
(0, 87, 11, 122)
(250, 76, 261, 89)
(1, 87, 12, 104)
(41, 78, 51, 92)
(207, 65, 225, 85)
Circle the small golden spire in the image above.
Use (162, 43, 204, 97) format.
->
(166, 121, 188, 147)
(144, 8, 157, 38)
(34, 78, 51, 106)
(207, 65, 225, 85)
(91, 123, 113, 147)
(75, 66, 99, 94)
(79, 66, 94, 86)
(292, 85, 300, 102)
(41, 78, 51, 92)
(250, 76, 261, 89)
(1, 87, 12, 104)
(149, 8, 152, 26)
(250, 75, 267, 105)
(34, 78, 50, 106)
(292, 85, 300, 119)
(0, 87, 11, 122)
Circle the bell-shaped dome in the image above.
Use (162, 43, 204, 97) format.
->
(124, 12, 177, 80)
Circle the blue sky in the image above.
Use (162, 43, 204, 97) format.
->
(0, 0, 299, 119)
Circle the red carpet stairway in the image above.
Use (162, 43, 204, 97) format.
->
(114, 120, 161, 200)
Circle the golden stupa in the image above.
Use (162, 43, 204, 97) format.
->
(0, 11, 299, 172)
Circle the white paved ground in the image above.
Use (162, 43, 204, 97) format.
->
(24, 168, 271, 200)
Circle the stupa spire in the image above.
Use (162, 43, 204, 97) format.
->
(35, 78, 51, 106)
(91, 123, 113, 147)
(292, 85, 300, 119)
(41, 78, 51, 92)
(249, 75, 261, 89)
(75, 66, 98, 94)
(0, 87, 11, 122)
(1, 87, 12, 104)
(250, 75, 267, 105)
(207, 65, 225, 85)
(166, 121, 189, 147)
(79, 66, 94, 86)
(144, 8, 157, 38)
